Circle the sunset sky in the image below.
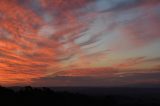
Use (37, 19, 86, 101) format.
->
(0, 0, 160, 86)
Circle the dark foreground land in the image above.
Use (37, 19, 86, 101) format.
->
(0, 86, 160, 106)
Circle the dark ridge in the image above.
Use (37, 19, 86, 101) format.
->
(0, 86, 160, 106)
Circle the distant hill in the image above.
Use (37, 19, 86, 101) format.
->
(1, 86, 160, 106)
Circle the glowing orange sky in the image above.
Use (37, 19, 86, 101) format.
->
(0, 0, 160, 86)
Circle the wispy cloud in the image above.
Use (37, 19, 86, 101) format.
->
(0, 0, 160, 86)
(31, 69, 160, 87)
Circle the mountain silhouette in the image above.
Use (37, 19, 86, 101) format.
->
(0, 86, 160, 106)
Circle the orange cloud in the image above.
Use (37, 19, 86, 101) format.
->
(0, 0, 100, 85)
(114, 57, 146, 68)
(1, 0, 160, 86)
(53, 67, 117, 77)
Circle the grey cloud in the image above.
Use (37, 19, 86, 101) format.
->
(31, 69, 160, 87)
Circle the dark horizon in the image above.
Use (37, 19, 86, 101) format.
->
(1, 86, 160, 105)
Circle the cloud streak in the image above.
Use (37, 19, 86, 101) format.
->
(0, 0, 160, 86)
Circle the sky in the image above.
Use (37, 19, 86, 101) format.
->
(0, 0, 160, 87)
